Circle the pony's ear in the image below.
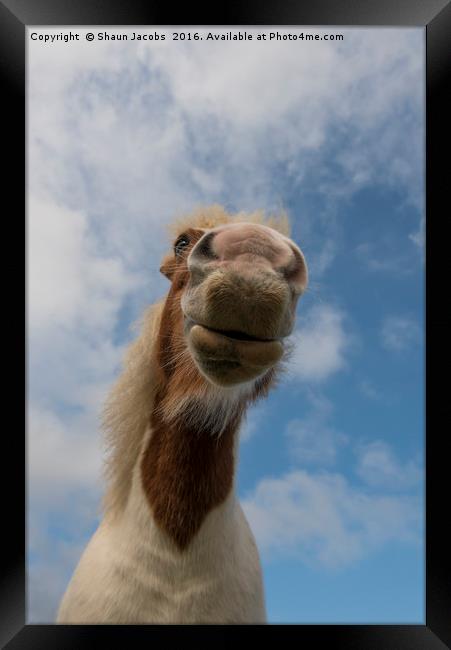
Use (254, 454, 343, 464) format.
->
(160, 253, 175, 280)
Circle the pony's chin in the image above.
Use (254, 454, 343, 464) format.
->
(187, 323, 283, 387)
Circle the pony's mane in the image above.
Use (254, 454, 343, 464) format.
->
(168, 204, 291, 238)
(101, 205, 291, 518)
(102, 300, 164, 517)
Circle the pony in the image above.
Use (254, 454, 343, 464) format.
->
(57, 205, 308, 623)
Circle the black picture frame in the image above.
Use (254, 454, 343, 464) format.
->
(3, 0, 450, 647)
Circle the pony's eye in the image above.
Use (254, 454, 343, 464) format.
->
(174, 235, 190, 257)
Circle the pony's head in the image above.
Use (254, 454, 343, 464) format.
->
(102, 206, 308, 518)
(158, 206, 308, 395)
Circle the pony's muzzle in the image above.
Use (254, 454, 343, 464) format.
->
(187, 323, 284, 386)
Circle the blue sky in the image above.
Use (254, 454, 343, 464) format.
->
(27, 27, 424, 623)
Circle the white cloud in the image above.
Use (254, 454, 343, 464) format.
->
(358, 379, 381, 400)
(27, 491, 101, 623)
(288, 304, 349, 382)
(28, 26, 423, 243)
(28, 555, 77, 623)
(28, 197, 141, 334)
(285, 392, 348, 465)
(27, 402, 104, 622)
(242, 469, 421, 569)
(286, 420, 343, 465)
(355, 440, 422, 491)
(354, 241, 416, 274)
(240, 402, 269, 443)
(27, 196, 143, 445)
(28, 405, 103, 500)
(409, 217, 425, 250)
(307, 238, 337, 277)
(380, 315, 422, 351)
(146, 28, 423, 210)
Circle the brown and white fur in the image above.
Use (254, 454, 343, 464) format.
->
(56, 205, 308, 624)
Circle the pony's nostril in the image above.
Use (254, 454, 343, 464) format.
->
(192, 231, 218, 260)
(189, 224, 307, 296)
(283, 246, 308, 290)
(188, 232, 220, 285)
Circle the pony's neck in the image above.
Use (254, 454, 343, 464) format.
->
(140, 386, 247, 551)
